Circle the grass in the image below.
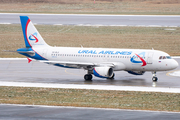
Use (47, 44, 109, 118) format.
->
(0, 24, 180, 58)
(0, 86, 180, 112)
(0, 0, 180, 15)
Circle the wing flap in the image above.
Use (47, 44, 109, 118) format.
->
(40, 61, 95, 68)
(40, 61, 115, 69)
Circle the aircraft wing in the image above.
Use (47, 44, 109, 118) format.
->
(40, 61, 115, 69)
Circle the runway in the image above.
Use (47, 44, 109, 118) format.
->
(0, 58, 179, 89)
(0, 13, 180, 27)
(1, 104, 180, 120)
(0, 58, 179, 119)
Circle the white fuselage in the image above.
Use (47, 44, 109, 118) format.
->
(34, 46, 178, 72)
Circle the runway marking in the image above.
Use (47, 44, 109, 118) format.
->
(0, 81, 180, 93)
(65, 68, 83, 76)
(0, 23, 11, 24)
(166, 70, 180, 77)
(0, 58, 27, 60)
(53, 24, 178, 27)
(164, 28, 176, 30)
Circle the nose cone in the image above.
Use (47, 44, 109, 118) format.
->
(171, 59, 179, 69)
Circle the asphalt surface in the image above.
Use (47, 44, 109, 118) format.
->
(0, 58, 179, 88)
(0, 104, 180, 120)
(0, 13, 180, 27)
(0, 59, 179, 119)
(0, 58, 179, 120)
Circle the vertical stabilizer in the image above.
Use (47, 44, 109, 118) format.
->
(20, 16, 49, 48)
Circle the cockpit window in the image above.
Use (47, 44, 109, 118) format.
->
(166, 56, 171, 59)
(159, 56, 171, 60)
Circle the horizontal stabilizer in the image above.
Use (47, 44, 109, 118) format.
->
(3, 50, 35, 56)
(17, 48, 35, 56)
(17, 51, 35, 56)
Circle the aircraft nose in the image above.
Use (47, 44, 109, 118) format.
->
(171, 59, 179, 69)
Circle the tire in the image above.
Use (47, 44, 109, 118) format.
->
(152, 77, 158, 82)
(84, 74, 92, 81)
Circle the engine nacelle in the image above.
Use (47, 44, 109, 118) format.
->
(127, 71, 145, 75)
(93, 67, 113, 78)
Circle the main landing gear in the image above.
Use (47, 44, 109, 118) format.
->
(84, 70, 115, 81)
(84, 70, 93, 81)
(84, 74, 93, 81)
(152, 71, 158, 82)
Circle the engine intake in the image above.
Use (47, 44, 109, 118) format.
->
(93, 67, 113, 78)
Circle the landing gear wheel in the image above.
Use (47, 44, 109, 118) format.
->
(152, 77, 158, 82)
(84, 74, 93, 81)
(152, 71, 158, 82)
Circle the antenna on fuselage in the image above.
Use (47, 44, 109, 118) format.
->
(80, 44, 83, 48)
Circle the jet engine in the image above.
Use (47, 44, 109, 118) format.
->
(127, 71, 145, 75)
(93, 67, 114, 78)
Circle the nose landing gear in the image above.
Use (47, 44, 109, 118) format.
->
(152, 71, 158, 82)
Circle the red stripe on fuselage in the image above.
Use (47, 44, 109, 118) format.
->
(135, 53, 147, 66)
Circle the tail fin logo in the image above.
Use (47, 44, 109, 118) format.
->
(130, 52, 147, 66)
(29, 32, 39, 43)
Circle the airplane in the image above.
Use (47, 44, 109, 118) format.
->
(17, 16, 179, 82)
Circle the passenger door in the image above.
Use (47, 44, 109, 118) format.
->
(147, 52, 154, 64)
